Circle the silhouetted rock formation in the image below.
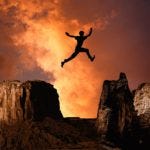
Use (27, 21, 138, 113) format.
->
(96, 73, 134, 143)
(21, 81, 63, 121)
(0, 80, 63, 124)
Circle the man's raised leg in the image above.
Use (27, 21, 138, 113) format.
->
(80, 48, 95, 61)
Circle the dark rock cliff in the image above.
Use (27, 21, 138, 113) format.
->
(96, 73, 134, 142)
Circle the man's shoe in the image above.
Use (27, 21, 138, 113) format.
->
(61, 61, 64, 68)
(91, 55, 95, 61)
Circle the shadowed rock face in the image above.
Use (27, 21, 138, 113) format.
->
(22, 81, 63, 121)
(0, 80, 63, 124)
(96, 73, 134, 142)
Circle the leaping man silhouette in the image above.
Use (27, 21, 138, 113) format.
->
(61, 27, 95, 67)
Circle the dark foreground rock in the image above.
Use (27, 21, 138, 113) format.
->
(0, 118, 80, 150)
(96, 73, 134, 143)
(0, 117, 121, 150)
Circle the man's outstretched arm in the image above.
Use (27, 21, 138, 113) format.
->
(86, 28, 93, 37)
(65, 32, 76, 38)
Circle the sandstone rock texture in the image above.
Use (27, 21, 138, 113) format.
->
(134, 83, 150, 126)
(0, 81, 23, 124)
(96, 73, 134, 141)
(131, 83, 150, 149)
(0, 80, 63, 124)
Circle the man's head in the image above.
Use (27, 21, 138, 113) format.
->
(79, 31, 84, 36)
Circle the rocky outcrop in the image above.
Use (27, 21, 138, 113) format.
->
(0, 80, 63, 124)
(96, 73, 134, 142)
(134, 83, 150, 126)
(0, 118, 81, 150)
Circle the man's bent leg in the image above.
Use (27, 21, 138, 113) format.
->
(80, 48, 95, 61)
(61, 51, 79, 67)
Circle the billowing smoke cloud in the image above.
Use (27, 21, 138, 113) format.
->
(0, 0, 149, 118)
(0, 0, 54, 81)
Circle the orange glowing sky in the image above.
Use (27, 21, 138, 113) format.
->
(0, 0, 150, 118)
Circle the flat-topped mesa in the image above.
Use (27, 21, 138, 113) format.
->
(0, 80, 63, 124)
(96, 73, 134, 142)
